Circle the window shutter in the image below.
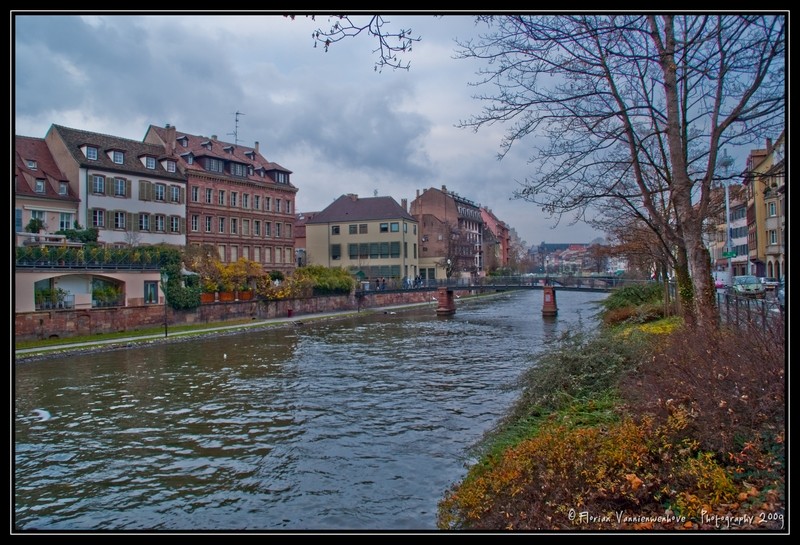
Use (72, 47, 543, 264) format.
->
(126, 178, 132, 198)
(104, 210, 109, 228)
(139, 180, 148, 201)
(127, 212, 135, 231)
(180, 187, 186, 204)
(105, 178, 112, 196)
(180, 217, 186, 234)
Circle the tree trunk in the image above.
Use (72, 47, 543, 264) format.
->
(685, 236, 720, 329)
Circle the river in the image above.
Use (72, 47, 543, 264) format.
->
(14, 290, 606, 531)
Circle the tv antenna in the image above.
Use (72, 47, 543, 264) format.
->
(227, 111, 245, 145)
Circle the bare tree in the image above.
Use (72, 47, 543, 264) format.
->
(454, 15, 784, 328)
(294, 15, 420, 71)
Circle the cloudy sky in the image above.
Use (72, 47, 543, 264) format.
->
(14, 13, 605, 246)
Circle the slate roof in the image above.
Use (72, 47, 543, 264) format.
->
(306, 195, 416, 224)
(49, 124, 186, 181)
(14, 135, 79, 202)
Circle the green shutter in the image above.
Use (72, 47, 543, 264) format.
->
(126, 179, 132, 198)
(139, 180, 148, 201)
(180, 187, 186, 204)
(180, 217, 186, 234)
(127, 212, 136, 231)
(105, 177, 112, 196)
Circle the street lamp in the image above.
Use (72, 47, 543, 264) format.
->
(160, 270, 169, 338)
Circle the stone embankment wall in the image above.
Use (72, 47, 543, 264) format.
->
(14, 288, 477, 341)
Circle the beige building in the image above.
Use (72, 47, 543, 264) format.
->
(305, 194, 419, 288)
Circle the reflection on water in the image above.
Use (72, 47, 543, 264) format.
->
(15, 290, 605, 530)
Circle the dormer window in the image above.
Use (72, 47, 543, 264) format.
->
(248, 166, 254, 176)
(244, 150, 255, 159)
(113, 150, 124, 164)
(165, 160, 176, 173)
(187, 155, 194, 165)
(231, 163, 247, 177)
(35, 179, 45, 193)
(145, 156, 156, 169)
(86, 146, 98, 160)
(201, 140, 212, 150)
(223, 146, 234, 154)
(273, 171, 289, 184)
(27, 160, 37, 170)
(59, 182, 69, 196)
(177, 136, 189, 148)
(205, 157, 223, 173)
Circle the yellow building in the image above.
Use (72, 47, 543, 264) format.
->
(304, 194, 419, 289)
(743, 132, 785, 278)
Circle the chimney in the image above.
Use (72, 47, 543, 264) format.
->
(401, 198, 408, 211)
(441, 185, 447, 193)
(165, 124, 176, 153)
(254, 141, 259, 153)
(211, 135, 217, 141)
(766, 137, 773, 151)
(347, 193, 358, 202)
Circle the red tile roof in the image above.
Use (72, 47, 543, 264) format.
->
(14, 135, 78, 201)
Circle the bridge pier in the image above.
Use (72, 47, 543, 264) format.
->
(542, 285, 558, 316)
(435, 287, 456, 316)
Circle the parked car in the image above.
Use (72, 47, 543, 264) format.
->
(760, 277, 780, 290)
(730, 275, 766, 298)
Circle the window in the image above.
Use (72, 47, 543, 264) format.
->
(59, 182, 69, 196)
(768, 202, 777, 217)
(115, 178, 126, 196)
(186, 155, 194, 165)
(265, 197, 271, 211)
(155, 184, 166, 201)
(265, 247, 272, 263)
(380, 223, 389, 233)
(92, 209, 105, 228)
(275, 223, 281, 238)
(242, 246, 250, 260)
(205, 216, 212, 232)
(191, 215, 199, 232)
(274, 171, 289, 184)
(359, 224, 368, 234)
(380, 242, 390, 258)
(370, 243, 379, 259)
(139, 213, 150, 231)
(114, 211, 126, 229)
(191, 186, 199, 202)
(27, 159, 38, 170)
(330, 244, 342, 260)
(232, 163, 247, 177)
(349, 224, 358, 235)
(155, 215, 165, 232)
(171, 185, 181, 203)
(285, 224, 292, 238)
(31, 210, 45, 223)
(219, 217, 226, 233)
(265, 222, 271, 237)
(254, 195, 260, 210)
(276, 199, 282, 213)
(230, 218, 238, 234)
(254, 220, 261, 236)
(146, 157, 156, 169)
(285, 248, 293, 264)
(15, 208, 22, 232)
(359, 243, 369, 258)
(390, 222, 399, 232)
(332, 225, 340, 235)
(92, 175, 105, 194)
(275, 246, 282, 263)
(218, 245, 226, 261)
(113, 151, 124, 164)
(390, 241, 400, 258)
(253, 247, 261, 263)
(144, 281, 158, 304)
(205, 188, 213, 204)
(349, 244, 359, 259)
(86, 146, 98, 160)
(205, 157, 224, 172)
(286, 201, 292, 214)
(230, 192, 238, 207)
(34, 179, 45, 193)
(218, 190, 225, 205)
(242, 194, 249, 209)
(59, 213, 72, 231)
(170, 216, 180, 233)
(769, 230, 777, 245)
(242, 219, 250, 236)
(166, 160, 176, 173)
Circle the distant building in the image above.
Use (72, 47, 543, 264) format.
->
(410, 185, 484, 282)
(305, 194, 419, 286)
(481, 207, 510, 272)
(45, 124, 187, 247)
(144, 125, 298, 273)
